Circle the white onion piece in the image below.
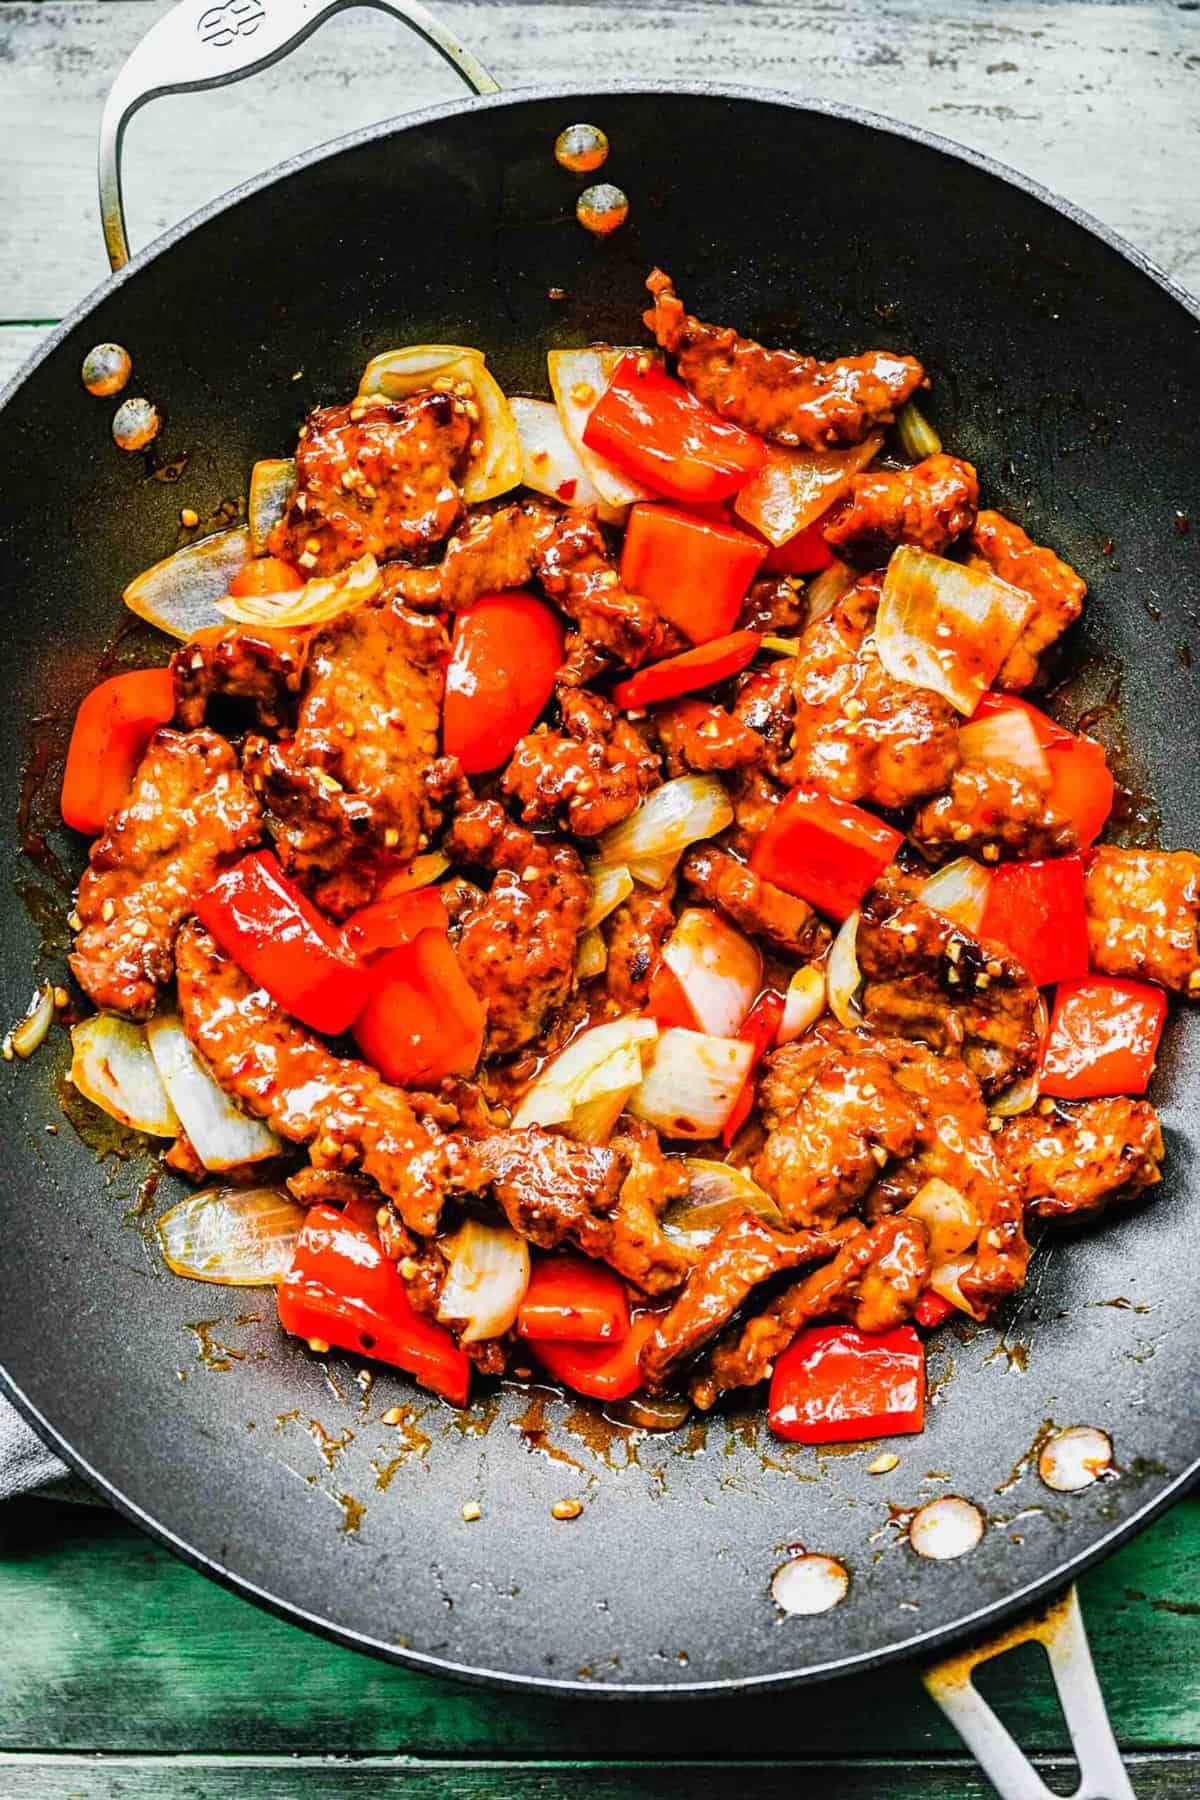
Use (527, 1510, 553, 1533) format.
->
(895, 401, 943, 462)
(826, 911, 864, 1029)
(359, 343, 484, 393)
(627, 851, 682, 890)
(512, 1017, 658, 1142)
(958, 707, 1050, 784)
(596, 776, 733, 869)
(760, 636, 800, 657)
(217, 551, 379, 629)
(384, 851, 450, 894)
(733, 436, 883, 546)
(584, 862, 634, 931)
(877, 546, 1034, 715)
(437, 1218, 530, 1343)
(918, 858, 992, 933)
(157, 1186, 304, 1286)
(510, 396, 603, 509)
(69, 1014, 179, 1137)
(904, 1178, 979, 1263)
(803, 559, 857, 622)
(358, 345, 520, 503)
(661, 908, 761, 1039)
(248, 457, 296, 556)
(663, 1158, 783, 1250)
(10, 983, 55, 1059)
(928, 1254, 984, 1320)
(547, 347, 656, 507)
(1038, 1425, 1114, 1493)
(778, 965, 827, 1045)
(575, 927, 608, 982)
(909, 1496, 985, 1560)
(124, 526, 252, 641)
(629, 1028, 755, 1140)
(771, 1553, 850, 1615)
(146, 1014, 281, 1170)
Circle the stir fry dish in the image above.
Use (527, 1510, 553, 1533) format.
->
(54, 271, 1195, 1445)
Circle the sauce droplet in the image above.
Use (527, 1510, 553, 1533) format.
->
(82, 342, 132, 397)
(555, 123, 609, 174)
(771, 1552, 849, 1615)
(909, 1495, 984, 1560)
(577, 183, 629, 237)
(1038, 1425, 1113, 1492)
(112, 397, 161, 451)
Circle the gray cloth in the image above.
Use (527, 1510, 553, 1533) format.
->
(0, 1391, 70, 1500)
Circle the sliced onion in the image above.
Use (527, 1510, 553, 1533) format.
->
(894, 401, 942, 462)
(803, 558, 857, 622)
(629, 1028, 755, 1140)
(826, 911, 864, 1029)
(627, 851, 682, 890)
(958, 707, 1050, 784)
(584, 861, 634, 930)
(760, 636, 800, 657)
(510, 396, 603, 510)
(877, 545, 1034, 714)
(927, 1255, 985, 1321)
(576, 927, 608, 982)
(124, 526, 252, 641)
(10, 983, 55, 1059)
(69, 1014, 179, 1137)
(778, 965, 827, 1045)
(358, 345, 521, 503)
(662, 908, 761, 1038)
(146, 1014, 281, 1170)
(158, 1185, 304, 1286)
(359, 343, 484, 393)
(512, 1017, 659, 1144)
(383, 852, 450, 894)
(216, 552, 379, 628)
(595, 775, 733, 869)
(547, 348, 656, 508)
(437, 1217, 530, 1342)
(733, 435, 883, 546)
(663, 1157, 784, 1250)
(248, 458, 296, 555)
(918, 857, 992, 933)
(904, 1177, 979, 1262)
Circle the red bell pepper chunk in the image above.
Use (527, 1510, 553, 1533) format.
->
(277, 1205, 469, 1405)
(751, 786, 903, 922)
(517, 1251, 631, 1343)
(971, 693, 1114, 848)
(1039, 976, 1167, 1099)
(61, 668, 177, 836)
(611, 631, 762, 711)
(619, 503, 764, 644)
(228, 555, 304, 598)
(977, 853, 1089, 989)
(722, 990, 786, 1145)
(196, 850, 369, 1035)
(443, 592, 564, 776)
(341, 885, 449, 961)
(583, 353, 767, 504)
(352, 928, 485, 1086)
(761, 499, 849, 575)
(528, 1310, 661, 1401)
(913, 1289, 957, 1330)
(768, 1323, 925, 1444)
(645, 958, 701, 1031)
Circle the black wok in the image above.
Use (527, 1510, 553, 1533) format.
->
(1, 0, 1198, 1716)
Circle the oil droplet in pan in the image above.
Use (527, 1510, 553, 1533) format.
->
(577, 184, 629, 237)
(82, 342, 132, 397)
(771, 1552, 850, 1615)
(1038, 1425, 1114, 1492)
(555, 123, 609, 174)
(909, 1496, 985, 1560)
(112, 397, 161, 451)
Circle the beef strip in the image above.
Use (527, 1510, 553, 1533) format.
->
(682, 845, 830, 959)
(604, 883, 677, 1008)
(269, 390, 472, 577)
(968, 510, 1087, 691)
(605, 1116, 692, 1293)
(732, 662, 796, 777)
(70, 728, 261, 1018)
(824, 455, 979, 566)
(172, 624, 310, 730)
(739, 574, 807, 636)
(653, 699, 764, 776)
(644, 268, 926, 450)
(1084, 846, 1200, 994)
(285, 1168, 386, 1213)
(1000, 1098, 1164, 1220)
(471, 1129, 628, 1250)
(502, 686, 660, 837)
(911, 761, 1077, 864)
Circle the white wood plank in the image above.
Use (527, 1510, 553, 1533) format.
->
(0, 328, 52, 393)
(1, 0, 1198, 325)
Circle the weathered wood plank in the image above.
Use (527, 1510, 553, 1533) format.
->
(0, 327, 52, 393)
(1, 0, 1198, 323)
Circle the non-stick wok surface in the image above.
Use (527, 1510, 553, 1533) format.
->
(0, 87, 1198, 1692)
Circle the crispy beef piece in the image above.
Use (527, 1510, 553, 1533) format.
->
(644, 268, 926, 450)
(471, 1128, 628, 1251)
(912, 762, 1077, 864)
(443, 801, 588, 1057)
(503, 686, 660, 837)
(604, 884, 677, 1008)
(653, 699, 763, 776)
(1000, 1099, 1164, 1220)
(733, 662, 796, 777)
(269, 390, 471, 577)
(172, 625, 310, 730)
(286, 1168, 385, 1212)
(402, 1242, 448, 1317)
(243, 599, 451, 916)
(557, 631, 613, 689)
(640, 1213, 851, 1386)
(70, 728, 261, 1018)
(605, 1116, 692, 1293)
(824, 455, 978, 566)
(727, 768, 786, 858)
(682, 845, 829, 959)
(1085, 847, 1200, 994)
(969, 510, 1087, 690)
(856, 879, 1041, 1097)
(739, 575, 807, 636)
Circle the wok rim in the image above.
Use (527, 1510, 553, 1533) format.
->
(2, 78, 1198, 1696)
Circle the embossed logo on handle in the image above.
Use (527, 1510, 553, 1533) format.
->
(197, 0, 267, 49)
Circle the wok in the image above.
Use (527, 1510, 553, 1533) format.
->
(1, 0, 1198, 1782)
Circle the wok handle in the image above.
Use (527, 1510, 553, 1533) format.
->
(923, 1585, 1136, 1800)
(98, 0, 499, 271)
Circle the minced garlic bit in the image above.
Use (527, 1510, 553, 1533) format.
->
(550, 1497, 583, 1520)
(382, 1406, 405, 1426)
(867, 1452, 899, 1475)
(180, 507, 199, 529)
(306, 1337, 331, 1355)
(461, 1500, 482, 1522)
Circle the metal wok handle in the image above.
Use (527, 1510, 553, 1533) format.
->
(924, 1585, 1136, 1800)
(98, 0, 499, 271)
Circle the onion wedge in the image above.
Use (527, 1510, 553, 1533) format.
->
(124, 526, 252, 641)
(584, 862, 634, 931)
(69, 1014, 179, 1137)
(547, 348, 657, 508)
(146, 1014, 281, 1171)
(662, 1158, 784, 1251)
(627, 852, 682, 891)
(826, 911, 865, 1029)
(957, 706, 1050, 782)
(358, 345, 521, 503)
(629, 1028, 755, 1140)
(248, 458, 296, 555)
(803, 558, 857, 622)
(904, 1177, 979, 1262)
(437, 1218, 531, 1342)
(877, 545, 1034, 714)
(510, 396, 603, 510)
(777, 965, 827, 1045)
(661, 908, 761, 1038)
(576, 927, 608, 981)
(918, 858, 992, 934)
(595, 776, 733, 870)
(733, 436, 883, 546)
(158, 1186, 305, 1286)
(512, 1017, 659, 1144)
(9, 983, 55, 1059)
(928, 1255, 985, 1321)
(216, 552, 379, 629)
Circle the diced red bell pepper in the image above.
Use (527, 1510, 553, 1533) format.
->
(583, 353, 767, 504)
(228, 555, 304, 598)
(196, 850, 369, 1035)
(913, 1289, 957, 1330)
(761, 499, 849, 575)
(619, 503, 764, 644)
(768, 1323, 925, 1444)
(610, 631, 762, 710)
(751, 786, 903, 922)
(977, 853, 1089, 989)
(971, 693, 1114, 849)
(277, 1204, 469, 1405)
(646, 959, 701, 1031)
(722, 990, 786, 1145)
(528, 1310, 661, 1401)
(517, 1251, 631, 1343)
(341, 886, 448, 961)
(443, 591, 564, 775)
(61, 668, 177, 836)
(1039, 976, 1167, 1099)
(352, 928, 485, 1086)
